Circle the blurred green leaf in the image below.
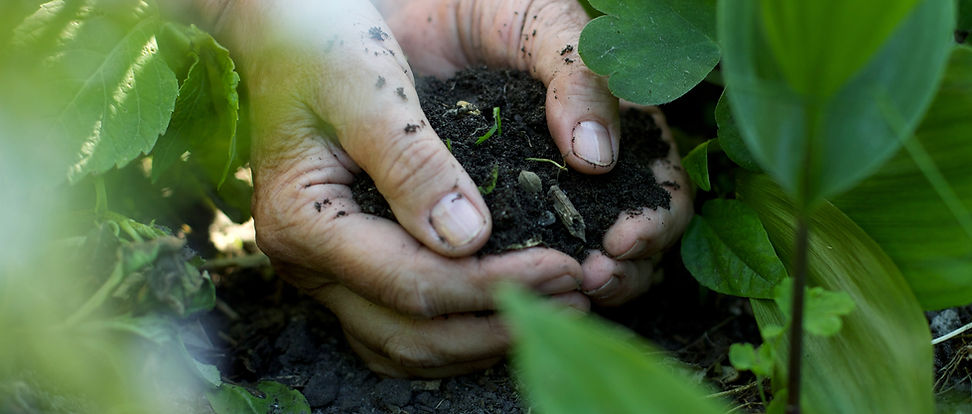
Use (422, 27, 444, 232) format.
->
(758, 0, 922, 98)
(715, 91, 760, 172)
(207, 381, 310, 414)
(152, 23, 240, 188)
(579, 0, 719, 105)
(497, 284, 727, 414)
(957, 0, 971, 30)
(15, 0, 179, 183)
(738, 172, 933, 413)
(681, 199, 787, 299)
(682, 139, 712, 191)
(832, 46, 972, 310)
(719, 0, 953, 207)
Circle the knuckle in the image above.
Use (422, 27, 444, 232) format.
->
(382, 331, 440, 369)
(377, 268, 438, 318)
(374, 137, 452, 201)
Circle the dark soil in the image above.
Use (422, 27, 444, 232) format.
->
(351, 67, 672, 259)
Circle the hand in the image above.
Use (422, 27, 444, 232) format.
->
(375, 1, 693, 306)
(194, 0, 587, 377)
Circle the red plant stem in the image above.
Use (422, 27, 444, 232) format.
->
(786, 216, 810, 414)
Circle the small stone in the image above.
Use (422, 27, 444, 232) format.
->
(548, 185, 586, 242)
(517, 170, 542, 194)
(930, 309, 962, 337)
(373, 378, 412, 407)
(539, 210, 556, 226)
(303, 371, 338, 407)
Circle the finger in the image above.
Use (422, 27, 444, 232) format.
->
(602, 109, 693, 259)
(380, 0, 620, 174)
(347, 335, 503, 378)
(322, 284, 510, 377)
(243, 1, 490, 257)
(581, 251, 660, 307)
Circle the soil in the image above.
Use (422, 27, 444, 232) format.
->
(351, 67, 672, 259)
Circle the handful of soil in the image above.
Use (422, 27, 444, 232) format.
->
(352, 67, 672, 260)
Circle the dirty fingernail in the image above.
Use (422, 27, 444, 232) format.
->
(572, 121, 615, 167)
(431, 192, 486, 247)
(617, 240, 647, 260)
(536, 275, 580, 295)
(583, 276, 618, 299)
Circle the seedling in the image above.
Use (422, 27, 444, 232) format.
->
(478, 163, 499, 195)
(475, 107, 502, 145)
(525, 157, 568, 171)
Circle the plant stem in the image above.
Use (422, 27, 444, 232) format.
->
(786, 215, 809, 414)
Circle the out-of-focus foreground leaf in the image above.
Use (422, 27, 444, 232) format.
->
(207, 381, 310, 414)
(682, 199, 787, 299)
(737, 173, 933, 414)
(719, 0, 953, 207)
(579, 0, 719, 105)
(14, 0, 179, 183)
(497, 285, 727, 414)
(832, 46, 972, 310)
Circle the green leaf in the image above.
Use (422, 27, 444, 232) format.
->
(579, 0, 719, 105)
(714, 91, 760, 172)
(758, 0, 922, 98)
(773, 279, 856, 337)
(956, 0, 971, 31)
(152, 23, 240, 188)
(719, 0, 954, 207)
(207, 381, 310, 414)
(682, 139, 711, 191)
(16, 0, 179, 183)
(832, 46, 972, 310)
(681, 199, 787, 299)
(497, 284, 727, 414)
(737, 172, 933, 413)
(729, 342, 775, 378)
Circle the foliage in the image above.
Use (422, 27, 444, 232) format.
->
(579, 0, 719, 105)
(475, 106, 502, 145)
(682, 139, 713, 191)
(207, 381, 311, 414)
(497, 284, 726, 414)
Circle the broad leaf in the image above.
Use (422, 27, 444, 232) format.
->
(16, 0, 179, 183)
(737, 173, 933, 414)
(153, 23, 240, 188)
(681, 199, 787, 299)
(715, 91, 760, 172)
(207, 381, 310, 414)
(833, 46, 972, 310)
(719, 0, 954, 207)
(682, 139, 712, 191)
(497, 285, 726, 414)
(579, 0, 719, 105)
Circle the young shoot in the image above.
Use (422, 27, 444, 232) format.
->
(525, 157, 568, 171)
(475, 107, 502, 145)
(478, 164, 500, 195)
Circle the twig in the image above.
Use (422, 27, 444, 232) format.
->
(932, 321, 972, 345)
(201, 253, 270, 271)
(706, 380, 760, 399)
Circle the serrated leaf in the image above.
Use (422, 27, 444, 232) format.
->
(16, 0, 179, 183)
(681, 199, 787, 299)
(497, 284, 727, 414)
(579, 0, 719, 105)
(729, 343, 775, 378)
(715, 91, 760, 172)
(682, 139, 711, 191)
(720, 0, 954, 207)
(152, 23, 240, 188)
(738, 172, 933, 414)
(773, 279, 856, 337)
(833, 46, 972, 310)
(207, 381, 310, 414)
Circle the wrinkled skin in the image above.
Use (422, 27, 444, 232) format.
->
(187, 0, 691, 377)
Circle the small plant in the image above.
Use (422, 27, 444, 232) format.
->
(525, 157, 568, 171)
(477, 163, 499, 195)
(475, 106, 502, 145)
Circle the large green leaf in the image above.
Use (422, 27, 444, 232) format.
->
(579, 0, 719, 105)
(152, 23, 240, 188)
(681, 199, 787, 299)
(497, 285, 726, 414)
(758, 0, 922, 98)
(719, 0, 954, 207)
(16, 0, 179, 183)
(832, 46, 972, 310)
(737, 173, 933, 414)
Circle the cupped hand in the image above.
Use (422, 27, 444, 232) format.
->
(196, 0, 587, 377)
(374, 1, 693, 306)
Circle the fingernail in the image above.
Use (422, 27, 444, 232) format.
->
(616, 240, 647, 260)
(431, 192, 486, 247)
(572, 121, 615, 167)
(583, 276, 618, 299)
(536, 275, 580, 295)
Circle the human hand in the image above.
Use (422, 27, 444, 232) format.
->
(193, 0, 586, 377)
(374, 1, 693, 306)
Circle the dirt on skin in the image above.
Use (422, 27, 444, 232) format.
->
(351, 67, 673, 260)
